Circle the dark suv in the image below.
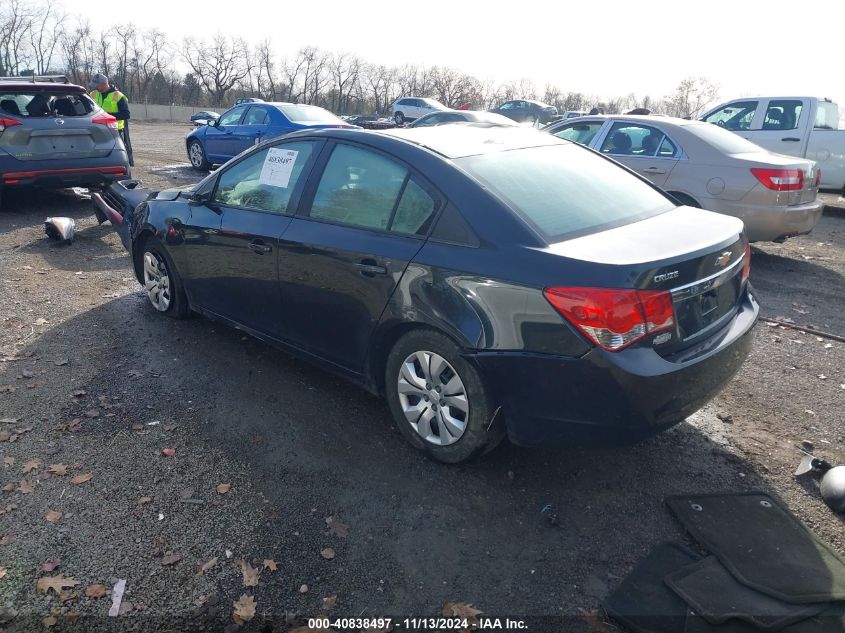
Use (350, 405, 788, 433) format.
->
(0, 76, 130, 208)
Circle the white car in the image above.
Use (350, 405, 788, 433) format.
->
(391, 97, 448, 125)
(701, 97, 845, 192)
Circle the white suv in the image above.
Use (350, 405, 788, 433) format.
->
(391, 97, 448, 125)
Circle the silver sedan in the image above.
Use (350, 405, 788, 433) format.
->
(544, 115, 822, 242)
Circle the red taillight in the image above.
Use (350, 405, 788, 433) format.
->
(751, 167, 804, 191)
(92, 112, 118, 129)
(0, 116, 22, 132)
(741, 243, 751, 285)
(544, 287, 675, 352)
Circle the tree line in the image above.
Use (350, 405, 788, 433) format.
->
(0, 0, 720, 118)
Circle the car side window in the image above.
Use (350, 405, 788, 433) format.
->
(310, 144, 408, 230)
(391, 179, 437, 235)
(762, 100, 802, 131)
(218, 106, 246, 127)
(243, 107, 269, 125)
(702, 101, 758, 131)
(213, 141, 316, 214)
(553, 122, 604, 145)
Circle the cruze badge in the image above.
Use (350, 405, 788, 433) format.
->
(715, 251, 732, 267)
(654, 270, 679, 283)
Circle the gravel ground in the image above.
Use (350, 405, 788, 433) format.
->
(0, 123, 844, 632)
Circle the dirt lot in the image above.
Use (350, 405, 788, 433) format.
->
(1, 122, 844, 632)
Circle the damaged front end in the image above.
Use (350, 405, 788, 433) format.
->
(92, 179, 154, 250)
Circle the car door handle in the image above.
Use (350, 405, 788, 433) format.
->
(354, 261, 387, 276)
(644, 167, 667, 174)
(249, 240, 272, 254)
(781, 137, 800, 142)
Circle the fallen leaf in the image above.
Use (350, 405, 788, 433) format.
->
(85, 584, 107, 598)
(232, 594, 256, 624)
(69, 473, 93, 485)
(0, 534, 15, 545)
(443, 602, 483, 625)
(263, 559, 278, 571)
(18, 480, 35, 494)
(48, 464, 68, 476)
(45, 510, 62, 524)
(43, 615, 58, 628)
(215, 483, 231, 494)
(36, 574, 80, 595)
(161, 553, 182, 566)
(320, 548, 336, 560)
(238, 559, 260, 587)
(138, 496, 152, 505)
(322, 594, 338, 610)
(161, 448, 175, 458)
(196, 557, 217, 576)
(41, 560, 61, 572)
(22, 459, 41, 474)
(325, 516, 350, 538)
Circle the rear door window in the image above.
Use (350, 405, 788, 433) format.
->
(458, 144, 675, 241)
(702, 101, 758, 131)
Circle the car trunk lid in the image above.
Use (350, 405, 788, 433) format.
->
(546, 206, 747, 350)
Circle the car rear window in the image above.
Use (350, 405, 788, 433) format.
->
(457, 144, 675, 241)
(0, 91, 93, 118)
(684, 122, 764, 154)
(277, 104, 345, 125)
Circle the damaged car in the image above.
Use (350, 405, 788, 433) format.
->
(94, 126, 758, 463)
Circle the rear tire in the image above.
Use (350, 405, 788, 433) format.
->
(188, 139, 210, 171)
(136, 235, 190, 319)
(385, 329, 504, 463)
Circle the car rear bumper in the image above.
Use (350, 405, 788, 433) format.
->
(713, 198, 823, 242)
(470, 289, 758, 448)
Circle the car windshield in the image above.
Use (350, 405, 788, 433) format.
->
(685, 122, 765, 154)
(457, 144, 675, 241)
(276, 104, 345, 124)
(0, 90, 92, 118)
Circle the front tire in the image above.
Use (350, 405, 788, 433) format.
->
(137, 236, 189, 319)
(385, 329, 503, 463)
(188, 139, 210, 171)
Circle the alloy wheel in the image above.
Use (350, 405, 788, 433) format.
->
(397, 350, 469, 446)
(143, 251, 171, 312)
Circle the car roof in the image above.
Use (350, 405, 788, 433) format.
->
(0, 82, 85, 92)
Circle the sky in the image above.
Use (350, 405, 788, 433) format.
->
(64, 0, 845, 108)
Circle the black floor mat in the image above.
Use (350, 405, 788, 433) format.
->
(667, 556, 829, 630)
(684, 603, 845, 633)
(666, 492, 845, 603)
(602, 542, 701, 633)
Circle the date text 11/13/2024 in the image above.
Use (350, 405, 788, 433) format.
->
(307, 617, 529, 630)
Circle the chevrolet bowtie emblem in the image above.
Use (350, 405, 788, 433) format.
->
(715, 251, 732, 267)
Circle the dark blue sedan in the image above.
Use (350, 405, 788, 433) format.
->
(98, 125, 757, 463)
(185, 102, 353, 170)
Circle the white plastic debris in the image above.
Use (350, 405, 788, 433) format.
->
(108, 579, 126, 617)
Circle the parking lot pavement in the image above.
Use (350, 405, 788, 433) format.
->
(0, 124, 843, 631)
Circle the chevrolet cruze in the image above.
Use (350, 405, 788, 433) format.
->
(94, 125, 758, 463)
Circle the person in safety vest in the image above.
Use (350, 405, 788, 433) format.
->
(89, 72, 133, 165)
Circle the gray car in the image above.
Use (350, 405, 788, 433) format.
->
(0, 76, 130, 209)
(544, 115, 822, 242)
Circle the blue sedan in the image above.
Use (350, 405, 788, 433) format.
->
(185, 102, 353, 170)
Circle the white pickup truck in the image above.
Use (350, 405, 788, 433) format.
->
(700, 97, 845, 192)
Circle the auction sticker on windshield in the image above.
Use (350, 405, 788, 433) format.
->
(259, 148, 298, 188)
